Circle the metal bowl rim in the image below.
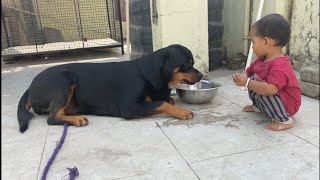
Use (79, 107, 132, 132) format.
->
(175, 80, 221, 92)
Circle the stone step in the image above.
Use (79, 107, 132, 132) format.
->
(299, 80, 320, 99)
(300, 65, 319, 85)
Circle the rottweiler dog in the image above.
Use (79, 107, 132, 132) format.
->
(17, 44, 203, 133)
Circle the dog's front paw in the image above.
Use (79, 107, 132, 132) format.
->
(72, 116, 89, 127)
(174, 107, 194, 120)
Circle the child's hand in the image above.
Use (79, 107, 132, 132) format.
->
(232, 73, 248, 87)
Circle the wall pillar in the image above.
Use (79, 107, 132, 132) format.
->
(151, 0, 209, 76)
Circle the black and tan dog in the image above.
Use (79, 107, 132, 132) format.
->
(17, 44, 203, 133)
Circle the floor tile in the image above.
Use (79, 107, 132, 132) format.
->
(191, 139, 319, 180)
(37, 120, 198, 180)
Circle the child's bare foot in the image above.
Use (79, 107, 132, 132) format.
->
(265, 121, 294, 131)
(242, 105, 255, 112)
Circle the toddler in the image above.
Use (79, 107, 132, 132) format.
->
(233, 13, 301, 131)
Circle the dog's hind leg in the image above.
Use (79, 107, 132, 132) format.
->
(47, 83, 89, 127)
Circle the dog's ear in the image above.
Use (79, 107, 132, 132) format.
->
(163, 49, 174, 80)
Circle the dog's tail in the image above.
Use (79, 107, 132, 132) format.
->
(17, 89, 34, 133)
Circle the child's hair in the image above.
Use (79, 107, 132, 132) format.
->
(253, 13, 291, 47)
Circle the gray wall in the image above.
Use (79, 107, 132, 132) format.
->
(222, 0, 246, 59)
(129, 0, 153, 60)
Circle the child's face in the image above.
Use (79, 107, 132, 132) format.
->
(249, 28, 268, 58)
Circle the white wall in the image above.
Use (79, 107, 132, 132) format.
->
(151, 0, 209, 75)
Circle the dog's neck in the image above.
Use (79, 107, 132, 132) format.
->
(135, 54, 169, 90)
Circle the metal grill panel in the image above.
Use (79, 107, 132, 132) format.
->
(1, 0, 124, 57)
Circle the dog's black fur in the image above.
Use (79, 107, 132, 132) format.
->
(17, 44, 203, 133)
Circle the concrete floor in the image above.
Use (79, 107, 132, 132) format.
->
(2, 47, 319, 180)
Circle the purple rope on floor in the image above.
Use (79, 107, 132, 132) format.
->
(41, 123, 79, 180)
(67, 166, 79, 180)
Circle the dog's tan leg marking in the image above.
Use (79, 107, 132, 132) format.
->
(145, 96, 174, 105)
(56, 85, 88, 126)
(145, 96, 152, 102)
(156, 102, 193, 120)
(56, 109, 88, 126)
(63, 85, 77, 115)
(26, 98, 32, 110)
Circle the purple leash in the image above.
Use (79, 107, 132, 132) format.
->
(41, 123, 79, 180)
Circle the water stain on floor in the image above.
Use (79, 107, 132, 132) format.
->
(88, 147, 132, 162)
(160, 113, 240, 129)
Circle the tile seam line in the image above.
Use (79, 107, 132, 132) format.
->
(286, 131, 319, 148)
(190, 139, 314, 164)
(36, 126, 49, 180)
(155, 121, 201, 180)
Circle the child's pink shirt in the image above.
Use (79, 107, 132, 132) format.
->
(246, 55, 301, 116)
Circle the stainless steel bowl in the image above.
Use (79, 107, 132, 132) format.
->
(175, 80, 221, 104)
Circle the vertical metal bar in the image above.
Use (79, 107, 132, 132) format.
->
(12, 0, 28, 42)
(3, 0, 12, 48)
(1, 9, 11, 48)
(73, 0, 82, 42)
(105, 0, 113, 38)
(112, 0, 117, 39)
(27, 0, 38, 52)
(76, 0, 84, 47)
(117, 0, 124, 55)
(125, 0, 130, 58)
(34, 0, 45, 44)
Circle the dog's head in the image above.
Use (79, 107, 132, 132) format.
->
(162, 44, 203, 88)
(137, 44, 202, 89)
